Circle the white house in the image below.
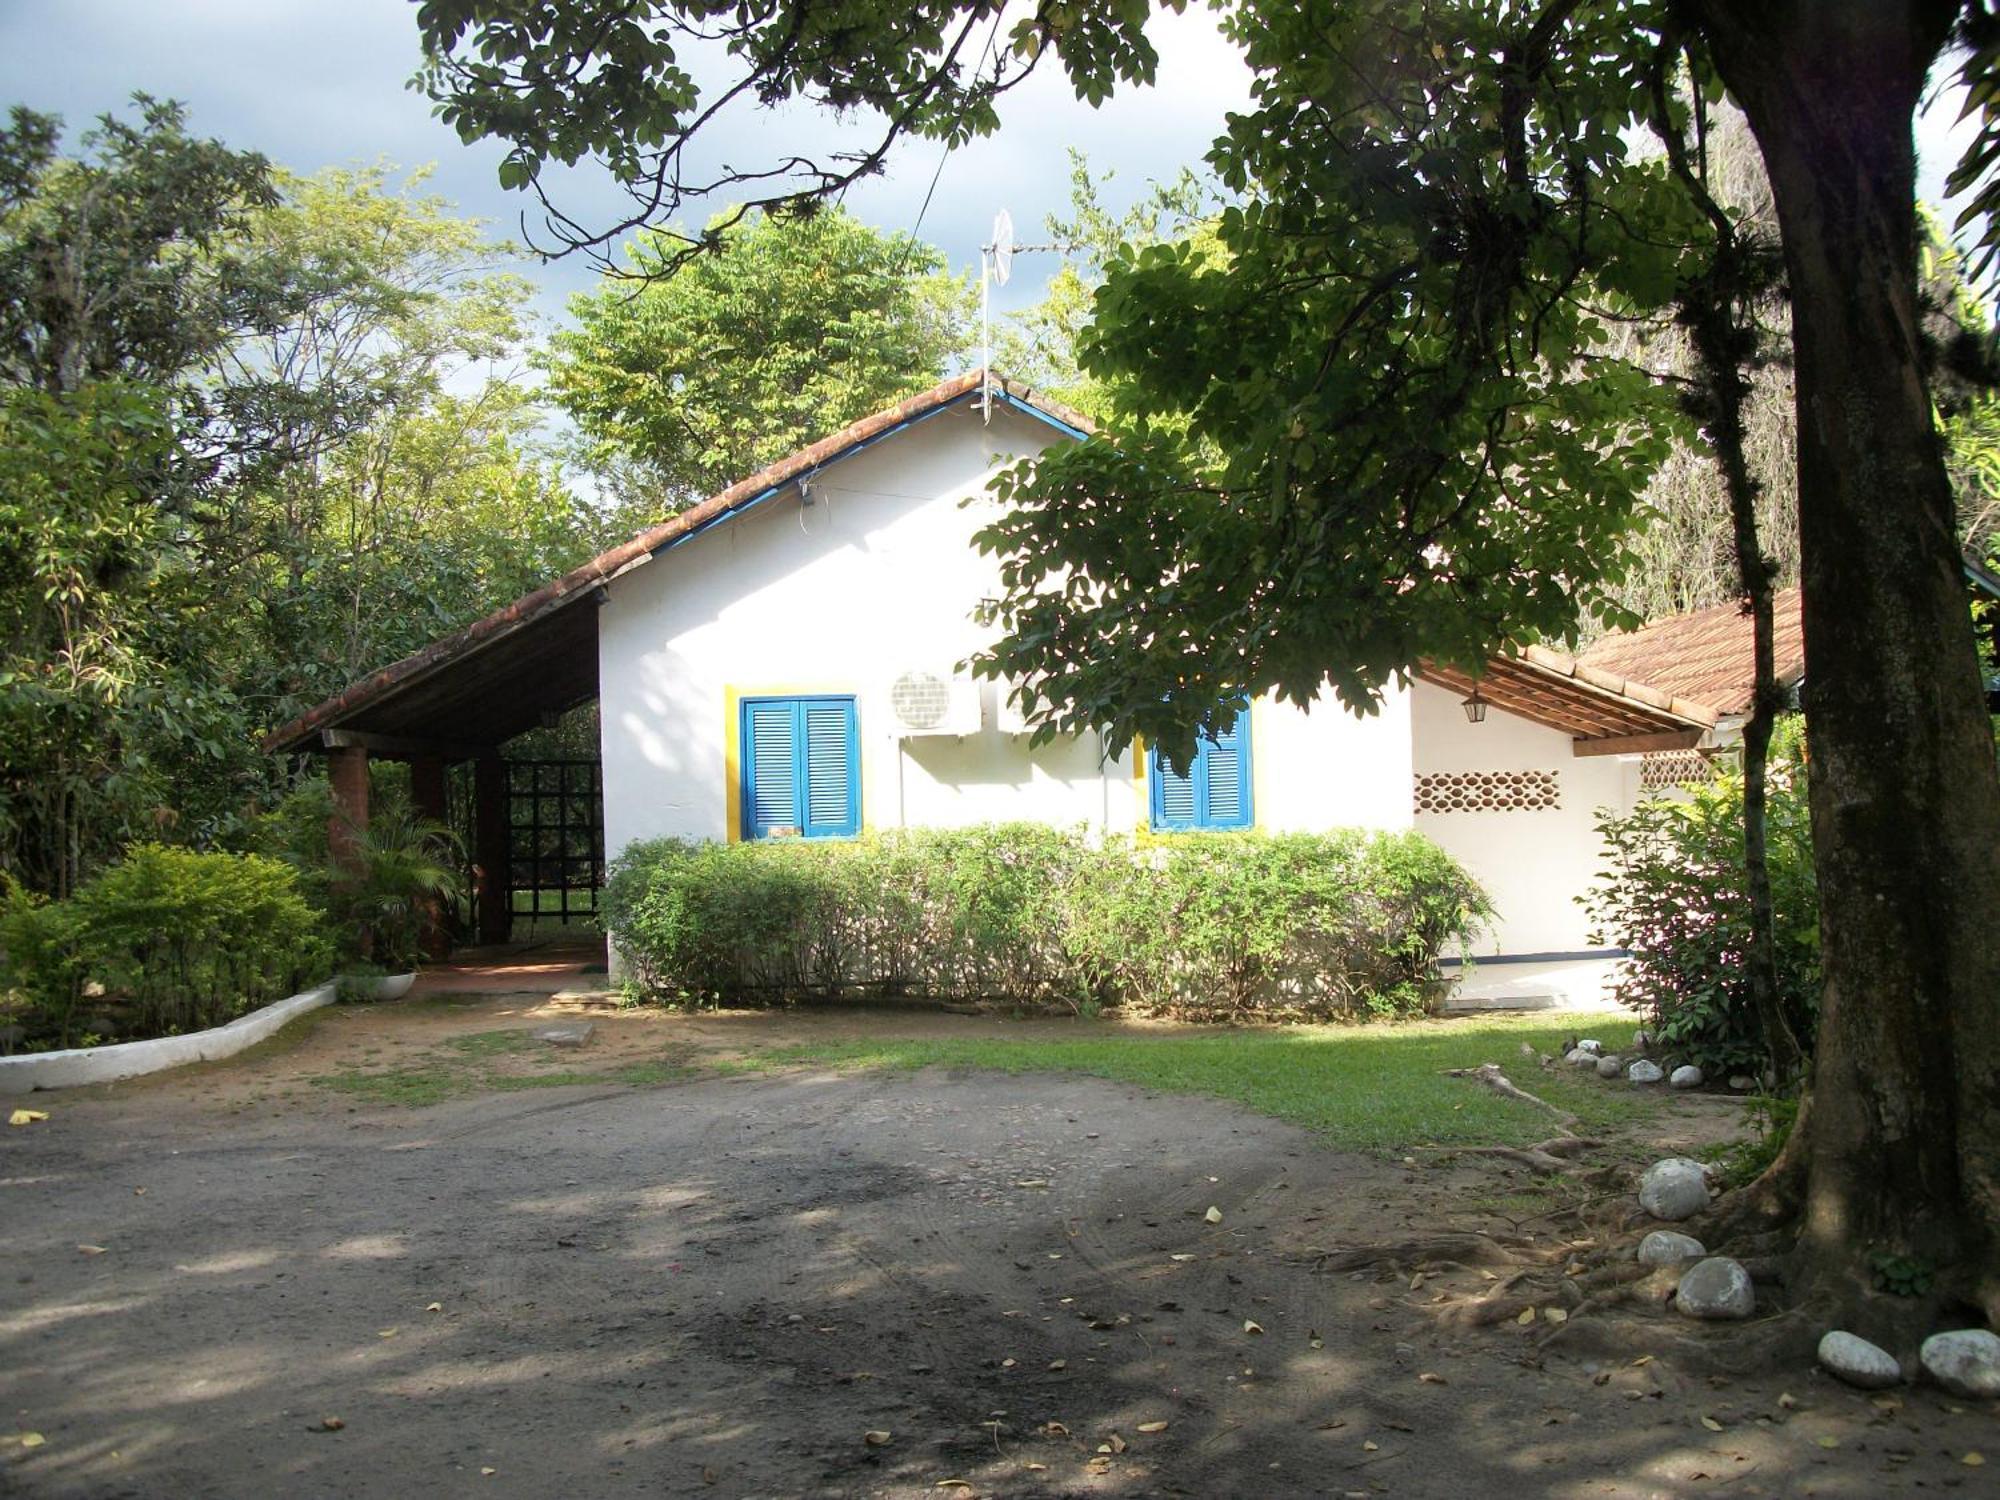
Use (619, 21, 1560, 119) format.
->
(268, 372, 1718, 1010)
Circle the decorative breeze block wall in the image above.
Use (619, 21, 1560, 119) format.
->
(1414, 769, 1561, 814)
(1639, 748, 1717, 795)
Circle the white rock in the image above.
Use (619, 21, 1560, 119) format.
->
(1637, 1230, 1706, 1266)
(1919, 1328, 2000, 1399)
(1817, 1331, 1903, 1390)
(1676, 1257, 1755, 1320)
(1728, 1074, 1756, 1092)
(1595, 1055, 1624, 1078)
(1631, 1029, 1652, 1052)
(1670, 1064, 1704, 1090)
(1566, 1048, 1598, 1067)
(1638, 1157, 1711, 1221)
(1575, 1039, 1603, 1056)
(1627, 1059, 1665, 1085)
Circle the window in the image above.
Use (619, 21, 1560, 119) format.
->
(739, 695, 860, 840)
(1149, 714, 1253, 831)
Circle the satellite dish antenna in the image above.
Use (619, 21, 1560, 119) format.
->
(990, 209, 1014, 286)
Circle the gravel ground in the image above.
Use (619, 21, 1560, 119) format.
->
(2, 1005, 1991, 1498)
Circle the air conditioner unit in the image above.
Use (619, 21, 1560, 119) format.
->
(886, 668, 982, 738)
(992, 676, 1040, 736)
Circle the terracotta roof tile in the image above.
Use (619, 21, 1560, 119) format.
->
(1577, 589, 1804, 717)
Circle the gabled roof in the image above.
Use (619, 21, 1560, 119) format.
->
(263, 366, 1714, 759)
(263, 373, 1092, 755)
(1577, 589, 1804, 718)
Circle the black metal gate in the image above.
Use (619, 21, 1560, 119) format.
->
(506, 759, 604, 927)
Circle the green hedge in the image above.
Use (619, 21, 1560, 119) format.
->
(603, 824, 1491, 1020)
(1, 845, 329, 1048)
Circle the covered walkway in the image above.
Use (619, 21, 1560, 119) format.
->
(408, 935, 610, 1000)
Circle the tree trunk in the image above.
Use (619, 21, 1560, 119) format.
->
(1700, 1, 2000, 1324)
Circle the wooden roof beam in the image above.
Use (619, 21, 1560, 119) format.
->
(1572, 729, 1706, 757)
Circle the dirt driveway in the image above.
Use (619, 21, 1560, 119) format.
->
(2, 998, 1990, 1498)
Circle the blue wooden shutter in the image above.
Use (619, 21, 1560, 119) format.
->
(741, 696, 859, 840)
(1151, 744, 1199, 830)
(1202, 715, 1252, 829)
(1149, 711, 1253, 831)
(800, 699, 860, 837)
(743, 700, 800, 837)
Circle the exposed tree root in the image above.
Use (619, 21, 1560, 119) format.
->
(1420, 1136, 1602, 1174)
(1305, 1232, 1548, 1274)
(1441, 1063, 1579, 1129)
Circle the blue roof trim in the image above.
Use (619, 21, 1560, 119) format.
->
(993, 385, 1092, 442)
(650, 384, 1086, 558)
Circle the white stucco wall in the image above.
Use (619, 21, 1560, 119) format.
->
(1409, 678, 1641, 1003)
(599, 403, 1128, 856)
(597, 401, 1416, 861)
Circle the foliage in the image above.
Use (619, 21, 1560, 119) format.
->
(416, 2, 1166, 267)
(0, 109, 604, 895)
(0, 846, 327, 1047)
(967, 2, 1712, 767)
(545, 207, 973, 521)
(330, 807, 463, 972)
(0, 101, 281, 894)
(602, 824, 1489, 1019)
(1584, 724, 1819, 1076)
(223, 164, 600, 724)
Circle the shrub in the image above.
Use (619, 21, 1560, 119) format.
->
(603, 824, 1490, 1020)
(1583, 723, 1819, 1076)
(0, 845, 329, 1047)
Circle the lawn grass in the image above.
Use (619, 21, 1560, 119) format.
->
(312, 1028, 692, 1106)
(716, 1015, 1653, 1152)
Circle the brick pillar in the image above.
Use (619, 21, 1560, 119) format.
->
(327, 745, 369, 881)
(473, 756, 511, 946)
(410, 756, 452, 959)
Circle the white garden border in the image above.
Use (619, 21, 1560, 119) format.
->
(0, 979, 337, 1095)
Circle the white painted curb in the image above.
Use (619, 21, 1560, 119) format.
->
(0, 979, 338, 1095)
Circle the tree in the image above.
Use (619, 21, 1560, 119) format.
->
(218, 165, 595, 719)
(544, 207, 972, 521)
(417, 0, 2000, 1326)
(0, 99, 278, 894)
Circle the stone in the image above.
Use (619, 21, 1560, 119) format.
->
(1638, 1157, 1711, 1221)
(1637, 1230, 1706, 1266)
(1728, 1075, 1756, 1092)
(1919, 1328, 2000, 1399)
(1670, 1065, 1704, 1090)
(1627, 1059, 1665, 1085)
(1817, 1331, 1903, 1390)
(1631, 1029, 1653, 1052)
(1566, 1048, 1598, 1067)
(532, 1023, 596, 1048)
(1575, 1039, 1603, 1056)
(1595, 1055, 1624, 1078)
(1676, 1257, 1755, 1320)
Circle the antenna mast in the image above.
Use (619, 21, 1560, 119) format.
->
(979, 209, 1065, 423)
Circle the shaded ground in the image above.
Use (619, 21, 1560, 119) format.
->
(2, 996, 1990, 1498)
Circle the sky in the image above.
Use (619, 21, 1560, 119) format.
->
(0, 1, 1981, 330)
(0, 0, 1253, 329)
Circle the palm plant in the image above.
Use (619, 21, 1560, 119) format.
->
(336, 807, 464, 972)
